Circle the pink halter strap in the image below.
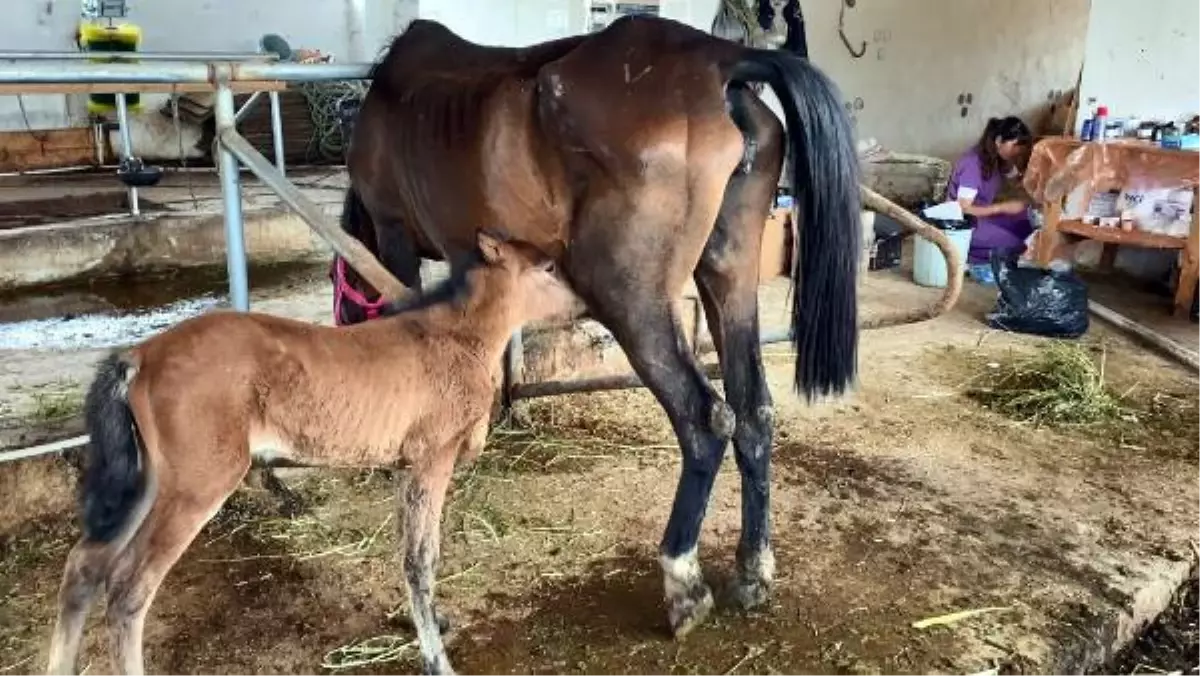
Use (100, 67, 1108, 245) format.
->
(332, 256, 388, 326)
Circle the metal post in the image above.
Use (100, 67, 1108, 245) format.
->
(268, 90, 286, 175)
(218, 128, 408, 300)
(234, 91, 263, 123)
(214, 85, 250, 312)
(113, 92, 139, 216)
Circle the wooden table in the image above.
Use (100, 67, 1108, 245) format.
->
(1026, 139, 1199, 317)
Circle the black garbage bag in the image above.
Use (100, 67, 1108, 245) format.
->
(985, 253, 1089, 338)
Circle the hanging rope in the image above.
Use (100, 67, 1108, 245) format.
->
(295, 80, 368, 163)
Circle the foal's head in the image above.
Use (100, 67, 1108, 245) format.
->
(468, 231, 575, 324)
(351, 231, 573, 328)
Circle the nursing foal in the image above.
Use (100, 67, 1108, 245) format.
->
(45, 233, 569, 676)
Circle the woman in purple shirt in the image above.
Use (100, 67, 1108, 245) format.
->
(947, 116, 1033, 283)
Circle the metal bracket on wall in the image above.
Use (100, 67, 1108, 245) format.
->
(838, 0, 867, 59)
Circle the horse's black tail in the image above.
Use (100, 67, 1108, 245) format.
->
(728, 49, 861, 401)
(80, 352, 146, 543)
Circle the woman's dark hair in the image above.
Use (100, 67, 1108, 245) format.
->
(976, 116, 1032, 180)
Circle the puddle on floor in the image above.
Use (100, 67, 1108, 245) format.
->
(0, 262, 327, 351)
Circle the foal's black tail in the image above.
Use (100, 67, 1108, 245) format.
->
(728, 49, 861, 401)
(80, 353, 146, 543)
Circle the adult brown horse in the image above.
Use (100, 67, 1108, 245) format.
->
(335, 13, 860, 647)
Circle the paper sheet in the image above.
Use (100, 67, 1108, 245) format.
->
(922, 201, 965, 221)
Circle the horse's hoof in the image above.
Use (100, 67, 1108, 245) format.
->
(729, 577, 771, 610)
(667, 584, 714, 639)
(732, 545, 775, 610)
(422, 656, 456, 675)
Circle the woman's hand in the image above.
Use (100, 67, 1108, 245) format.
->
(992, 200, 1028, 216)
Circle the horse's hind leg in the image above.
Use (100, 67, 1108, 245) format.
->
(694, 84, 784, 610)
(400, 451, 456, 675)
(565, 173, 741, 637)
(104, 453, 246, 674)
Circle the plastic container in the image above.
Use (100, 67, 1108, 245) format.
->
(1080, 118, 1095, 142)
(913, 220, 973, 288)
(869, 213, 904, 271)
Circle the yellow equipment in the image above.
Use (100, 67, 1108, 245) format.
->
(78, 20, 142, 115)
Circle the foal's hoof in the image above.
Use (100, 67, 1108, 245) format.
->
(667, 584, 715, 639)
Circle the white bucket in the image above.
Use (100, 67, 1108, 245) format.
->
(912, 228, 972, 288)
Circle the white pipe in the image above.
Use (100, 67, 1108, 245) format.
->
(0, 435, 89, 464)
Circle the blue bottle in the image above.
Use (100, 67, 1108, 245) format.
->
(1081, 118, 1095, 141)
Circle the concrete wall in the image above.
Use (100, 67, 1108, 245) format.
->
(785, 0, 1090, 159)
(815, 0, 1090, 158)
(0, 0, 81, 132)
(1076, 0, 1200, 132)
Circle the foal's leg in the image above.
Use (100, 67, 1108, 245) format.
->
(694, 86, 784, 610)
(47, 542, 117, 674)
(401, 452, 456, 675)
(105, 462, 245, 674)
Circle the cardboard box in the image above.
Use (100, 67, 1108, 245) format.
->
(760, 208, 791, 281)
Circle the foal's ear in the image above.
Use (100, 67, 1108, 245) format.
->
(477, 230, 506, 265)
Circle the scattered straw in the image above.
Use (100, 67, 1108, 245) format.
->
(201, 513, 392, 564)
(322, 634, 419, 671)
(966, 343, 1122, 425)
(0, 655, 32, 674)
(912, 606, 1012, 630)
(724, 645, 767, 674)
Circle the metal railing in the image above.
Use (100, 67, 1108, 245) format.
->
(0, 59, 398, 312)
(0, 50, 276, 61)
(0, 57, 403, 465)
(0, 55, 317, 216)
(0, 61, 374, 84)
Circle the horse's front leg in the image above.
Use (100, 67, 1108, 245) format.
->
(401, 451, 457, 675)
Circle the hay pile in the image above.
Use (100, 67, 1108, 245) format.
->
(967, 342, 1123, 425)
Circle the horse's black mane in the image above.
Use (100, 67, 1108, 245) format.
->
(379, 249, 483, 318)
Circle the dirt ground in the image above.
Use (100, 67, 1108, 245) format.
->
(0, 258, 1197, 675)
